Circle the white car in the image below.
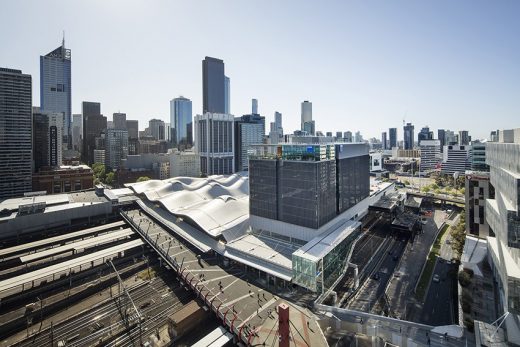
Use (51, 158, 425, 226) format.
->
(433, 274, 440, 283)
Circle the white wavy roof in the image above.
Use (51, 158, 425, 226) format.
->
(128, 174, 249, 238)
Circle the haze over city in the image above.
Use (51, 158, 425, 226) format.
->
(1, 0, 519, 139)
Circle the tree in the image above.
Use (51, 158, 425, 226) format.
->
(106, 172, 115, 185)
(421, 185, 431, 193)
(137, 176, 151, 182)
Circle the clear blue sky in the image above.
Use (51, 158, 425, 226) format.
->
(1, 0, 519, 140)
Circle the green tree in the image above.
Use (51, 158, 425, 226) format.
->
(136, 176, 151, 182)
(421, 185, 431, 193)
(106, 172, 115, 185)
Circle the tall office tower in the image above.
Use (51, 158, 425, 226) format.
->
(194, 113, 234, 175)
(438, 129, 446, 152)
(72, 114, 82, 152)
(336, 131, 342, 140)
(40, 38, 71, 149)
(344, 131, 353, 143)
(301, 101, 312, 132)
(389, 128, 397, 148)
(441, 144, 472, 175)
(202, 57, 226, 114)
(224, 76, 230, 114)
(113, 113, 127, 130)
(234, 113, 265, 171)
(419, 139, 440, 173)
(82, 102, 107, 165)
(403, 122, 415, 150)
(149, 119, 165, 141)
(459, 130, 470, 145)
(381, 132, 388, 149)
(170, 96, 193, 148)
(303, 120, 315, 136)
(105, 128, 128, 170)
(418, 126, 433, 145)
(0, 68, 32, 199)
(126, 120, 139, 155)
(252, 99, 258, 114)
(471, 141, 489, 172)
(274, 111, 283, 136)
(484, 129, 520, 345)
(33, 107, 63, 171)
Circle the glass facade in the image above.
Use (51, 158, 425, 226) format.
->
(170, 97, 193, 148)
(195, 113, 234, 175)
(292, 227, 361, 293)
(203, 57, 225, 114)
(40, 43, 71, 148)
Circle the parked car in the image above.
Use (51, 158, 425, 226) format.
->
(372, 272, 380, 280)
(433, 274, 440, 283)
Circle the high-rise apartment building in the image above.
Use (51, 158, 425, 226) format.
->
(403, 122, 415, 150)
(389, 128, 397, 149)
(194, 113, 234, 175)
(170, 96, 193, 148)
(105, 128, 128, 170)
(202, 57, 226, 114)
(0, 68, 32, 199)
(33, 107, 63, 171)
(301, 101, 312, 133)
(419, 139, 440, 173)
(484, 129, 520, 344)
(40, 38, 71, 149)
(234, 111, 265, 172)
(82, 102, 107, 165)
(382, 132, 388, 150)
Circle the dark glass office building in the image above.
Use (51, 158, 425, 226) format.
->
(82, 102, 107, 165)
(249, 143, 369, 229)
(389, 128, 397, 149)
(202, 57, 225, 114)
(403, 122, 415, 150)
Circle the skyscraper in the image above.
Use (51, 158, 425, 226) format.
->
(113, 112, 127, 130)
(33, 107, 63, 171)
(224, 75, 230, 114)
(301, 100, 312, 132)
(105, 128, 128, 170)
(202, 57, 226, 114)
(40, 37, 71, 149)
(389, 128, 397, 149)
(418, 126, 433, 145)
(149, 119, 165, 141)
(438, 129, 446, 152)
(170, 97, 193, 148)
(381, 132, 388, 150)
(419, 139, 440, 173)
(403, 122, 415, 150)
(234, 111, 265, 172)
(459, 130, 470, 145)
(82, 102, 107, 165)
(126, 120, 139, 155)
(274, 111, 283, 136)
(72, 114, 82, 152)
(0, 68, 32, 199)
(194, 113, 234, 175)
(252, 99, 258, 114)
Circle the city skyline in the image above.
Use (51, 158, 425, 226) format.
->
(1, 1, 519, 140)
